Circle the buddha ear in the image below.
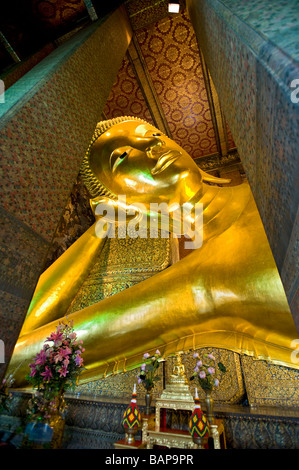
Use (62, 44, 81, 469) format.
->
(90, 196, 113, 215)
(199, 169, 231, 184)
(90, 196, 143, 225)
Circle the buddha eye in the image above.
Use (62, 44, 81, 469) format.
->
(110, 147, 132, 173)
(152, 133, 161, 136)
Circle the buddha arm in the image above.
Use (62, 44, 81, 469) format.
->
(20, 222, 109, 336)
(9, 195, 298, 387)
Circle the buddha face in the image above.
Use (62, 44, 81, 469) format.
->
(88, 119, 202, 207)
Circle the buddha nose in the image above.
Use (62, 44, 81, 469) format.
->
(145, 138, 166, 160)
(129, 135, 165, 155)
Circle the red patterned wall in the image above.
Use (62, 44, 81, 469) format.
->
(103, 55, 154, 124)
(32, 0, 87, 30)
(104, 9, 237, 160)
(136, 11, 219, 158)
(104, 10, 220, 159)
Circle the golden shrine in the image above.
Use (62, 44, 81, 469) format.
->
(114, 353, 226, 449)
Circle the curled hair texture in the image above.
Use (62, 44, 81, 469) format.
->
(80, 116, 151, 199)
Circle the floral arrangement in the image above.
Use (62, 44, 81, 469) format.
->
(0, 375, 14, 413)
(26, 319, 84, 423)
(190, 352, 226, 393)
(26, 389, 68, 423)
(137, 350, 162, 391)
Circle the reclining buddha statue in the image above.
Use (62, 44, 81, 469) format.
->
(8, 116, 299, 387)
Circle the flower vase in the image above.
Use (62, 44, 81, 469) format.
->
(23, 421, 54, 449)
(50, 391, 66, 448)
(145, 389, 152, 415)
(49, 412, 65, 449)
(205, 390, 214, 425)
(23, 391, 66, 449)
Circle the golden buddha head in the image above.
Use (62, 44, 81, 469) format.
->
(80, 116, 227, 209)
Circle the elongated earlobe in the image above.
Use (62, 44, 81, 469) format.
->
(200, 169, 231, 184)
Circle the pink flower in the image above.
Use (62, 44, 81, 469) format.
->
(29, 363, 37, 377)
(58, 366, 69, 377)
(54, 347, 72, 363)
(46, 329, 63, 347)
(193, 352, 199, 358)
(208, 354, 215, 360)
(69, 332, 77, 340)
(196, 360, 202, 367)
(54, 351, 63, 363)
(41, 366, 53, 382)
(155, 350, 161, 355)
(143, 353, 150, 359)
(140, 363, 146, 371)
(75, 355, 83, 367)
(194, 366, 199, 373)
(35, 350, 47, 366)
(63, 357, 70, 368)
(60, 346, 71, 356)
(207, 367, 215, 375)
(199, 371, 206, 379)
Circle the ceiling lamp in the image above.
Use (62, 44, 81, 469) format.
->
(168, 1, 180, 13)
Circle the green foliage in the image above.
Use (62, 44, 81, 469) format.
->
(189, 352, 227, 393)
(218, 362, 226, 373)
(137, 350, 162, 391)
